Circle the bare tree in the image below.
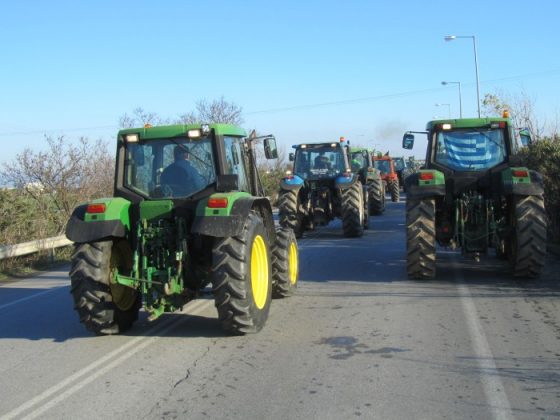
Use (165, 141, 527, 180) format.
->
(121, 98, 244, 127)
(119, 107, 168, 128)
(0, 136, 114, 236)
(176, 96, 244, 125)
(482, 90, 545, 139)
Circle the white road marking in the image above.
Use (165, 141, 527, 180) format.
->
(0, 287, 67, 312)
(0, 299, 213, 420)
(456, 266, 513, 420)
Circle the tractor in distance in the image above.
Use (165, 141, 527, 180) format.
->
(402, 114, 546, 279)
(393, 156, 406, 188)
(400, 156, 422, 193)
(373, 153, 400, 202)
(65, 123, 299, 335)
(349, 146, 385, 216)
(278, 138, 368, 238)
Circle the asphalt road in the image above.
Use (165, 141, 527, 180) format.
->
(1, 199, 560, 420)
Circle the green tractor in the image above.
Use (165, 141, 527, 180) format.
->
(65, 123, 299, 335)
(278, 138, 368, 238)
(403, 117, 546, 279)
(349, 147, 385, 216)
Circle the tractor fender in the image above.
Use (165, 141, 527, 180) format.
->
(335, 174, 358, 189)
(280, 175, 304, 191)
(501, 168, 545, 196)
(191, 197, 273, 238)
(65, 198, 131, 243)
(405, 172, 446, 200)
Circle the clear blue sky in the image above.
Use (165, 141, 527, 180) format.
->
(1, 0, 559, 164)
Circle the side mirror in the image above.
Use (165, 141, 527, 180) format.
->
(402, 133, 415, 150)
(519, 128, 532, 147)
(289, 152, 295, 162)
(263, 137, 278, 159)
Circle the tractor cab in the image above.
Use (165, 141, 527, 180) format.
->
(118, 124, 278, 202)
(290, 142, 348, 180)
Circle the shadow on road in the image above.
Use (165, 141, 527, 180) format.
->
(0, 285, 229, 341)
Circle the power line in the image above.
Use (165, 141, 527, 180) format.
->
(244, 87, 444, 115)
(1, 68, 559, 136)
(0, 125, 118, 137)
(244, 68, 560, 116)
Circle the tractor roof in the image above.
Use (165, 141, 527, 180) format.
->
(426, 117, 510, 131)
(292, 142, 342, 149)
(118, 123, 246, 140)
(349, 146, 372, 153)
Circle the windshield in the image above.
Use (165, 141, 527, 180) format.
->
(293, 145, 345, 179)
(374, 159, 391, 174)
(435, 128, 505, 171)
(350, 151, 366, 172)
(393, 158, 405, 171)
(124, 137, 216, 198)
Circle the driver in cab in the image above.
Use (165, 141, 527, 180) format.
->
(314, 153, 331, 170)
(161, 146, 205, 196)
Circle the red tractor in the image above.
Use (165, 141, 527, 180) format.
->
(373, 154, 400, 202)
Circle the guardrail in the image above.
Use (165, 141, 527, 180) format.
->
(0, 236, 72, 260)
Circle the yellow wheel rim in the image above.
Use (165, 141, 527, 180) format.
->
(251, 235, 269, 309)
(289, 241, 298, 285)
(109, 243, 137, 311)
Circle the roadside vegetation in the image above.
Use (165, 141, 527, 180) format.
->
(482, 90, 560, 243)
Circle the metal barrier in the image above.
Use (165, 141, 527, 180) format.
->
(0, 236, 72, 260)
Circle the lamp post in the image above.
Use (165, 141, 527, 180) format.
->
(441, 81, 462, 118)
(444, 35, 480, 118)
(435, 103, 451, 118)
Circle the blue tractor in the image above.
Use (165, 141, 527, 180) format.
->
(278, 139, 368, 238)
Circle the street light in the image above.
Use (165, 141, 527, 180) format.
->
(435, 103, 451, 118)
(444, 35, 481, 118)
(441, 81, 462, 118)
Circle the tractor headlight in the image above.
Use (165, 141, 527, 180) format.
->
(187, 129, 202, 138)
(124, 133, 139, 143)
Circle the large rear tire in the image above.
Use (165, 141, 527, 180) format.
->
(212, 211, 272, 334)
(368, 178, 385, 215)
(70, 240, 140, 335)
(389, 179, 400, 202)
(511, 195, 547, 278)
(406, 198, 436, 279)
(278, 189, 304, 238)
(272, 227, 299, 298)
(342, 182, 364, 238)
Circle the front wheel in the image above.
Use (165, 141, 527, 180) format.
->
(406, 198, 436, 279)
(70, 240, 140, 335)
(212, 211, 272, 334)
(511, 195, 547, 278)
(272, 227, 299, 298)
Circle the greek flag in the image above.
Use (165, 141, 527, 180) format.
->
(444, 135, 494, 170)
